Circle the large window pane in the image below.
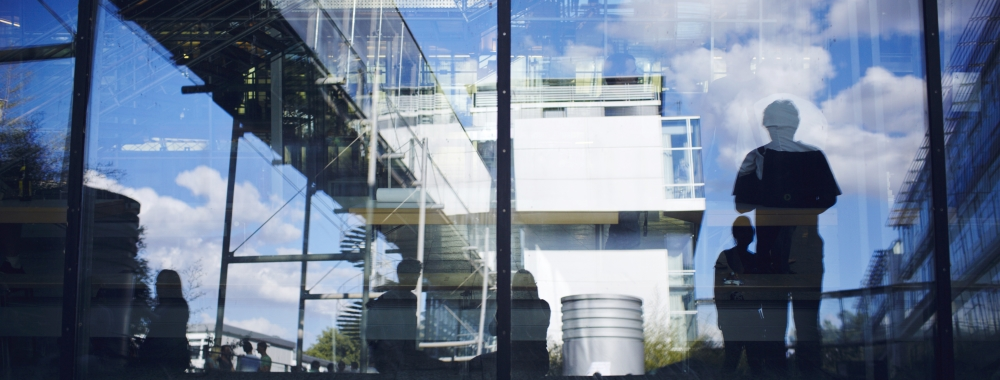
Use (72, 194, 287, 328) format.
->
(507, 0, 935, 378)
(78, 0, 495, 376)
(940, 0, 1000, 378)
(0, 58, 74, 378)
(0, 0, 77, 49)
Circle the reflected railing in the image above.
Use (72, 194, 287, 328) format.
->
(473, 82, 661, 107)
(274, 0, 497, 364)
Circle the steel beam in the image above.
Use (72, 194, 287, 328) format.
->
(226, 253, 362, 264)
(302, 292, 383, 300)
(60, 0, 99, 377)
(495, 0, 512, 378)
(920, 0, 954, 378)
(213, 120, 241, 347)
(0, 43, 74, 64)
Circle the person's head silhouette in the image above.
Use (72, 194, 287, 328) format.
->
(396, 259, 422, 290)
(512, 270, 539, 300)
(603, 53, 639, 85)
(155, 270, 183, 300)
(763, 99, 800, 135)
(241, 339, 254, 356)
(732, 216, 754, 248)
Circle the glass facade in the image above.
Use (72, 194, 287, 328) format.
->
(0, 0, 994, 379)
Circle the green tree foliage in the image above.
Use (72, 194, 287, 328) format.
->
(547, 342, 563, 376)
(642, 293, 690, 371)
(304, 327, 361, 366)
(0, 65, 62, 200)
(643, 316, 689, 371)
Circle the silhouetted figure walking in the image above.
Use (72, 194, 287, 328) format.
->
(137, 270, 190, 374)
(733, 99, 840, 376)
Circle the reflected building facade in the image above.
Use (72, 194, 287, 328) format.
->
(855, 1, 1000, 377)
(1, 0, 996, 378)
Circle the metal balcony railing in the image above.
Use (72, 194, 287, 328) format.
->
(472, 84, 660, 108)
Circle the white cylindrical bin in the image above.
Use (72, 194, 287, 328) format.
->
(561, 294, 644, 376)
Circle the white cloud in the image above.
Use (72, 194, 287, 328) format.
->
(674, 40, 836, 168)
(815, 67, 927, 196)
(668, 37, 925, 197)
(85, 162, 369, 350)
(224, 317, 291, 339)
(85, 165, 309, 312)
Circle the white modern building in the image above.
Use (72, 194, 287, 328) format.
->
(187, 324, 332, 372)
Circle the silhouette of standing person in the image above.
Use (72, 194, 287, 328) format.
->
(733, 99, 840, 376)
(714, 216, 764, 375)
(508, 270, 551, 378)
(258, 341, 271, 372)
(137, 270, 190, 374)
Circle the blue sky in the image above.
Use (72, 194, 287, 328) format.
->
(5, 0, 984, 351)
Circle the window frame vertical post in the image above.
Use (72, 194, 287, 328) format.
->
(496, 0, 512, 379)
(61, 0, 101, 378)
(919, 0, 955, 378)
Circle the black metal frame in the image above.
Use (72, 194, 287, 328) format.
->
(45, 0, 956, 378)
(920, 0, 955, 378)
(496, 0, 512, 379)
(60, 0, 101, 377)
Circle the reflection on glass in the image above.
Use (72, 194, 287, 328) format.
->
(0, 0, 77, 49)
(7, 0, 1000, 377)
(75, 0, 496, 376)
(509, 0, 933, 378)
(0, 59, 74, 377)
(940, 0, 1000, 377)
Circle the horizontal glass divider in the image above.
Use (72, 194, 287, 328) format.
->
(301, 292, 382, 300)
(418, 339, 480, 348)
(227, 253, 363, 263)
(0, 43, 74, 64)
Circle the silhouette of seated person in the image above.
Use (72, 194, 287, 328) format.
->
(732, 99, 840, 376)
(0, 224, 33, 300)
(714, 216, 765, 375)
(136, 270, 190, 374)
(203, 346, 220, 372)
(218, 345, 235, 371)
(236, 338, 260, 371)
(366, 259, 444, 373)
(470, 270, 551, 379)
(603, 53, 641, 85)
